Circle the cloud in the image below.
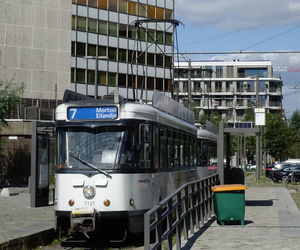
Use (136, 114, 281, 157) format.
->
(175, 0, 300, 30)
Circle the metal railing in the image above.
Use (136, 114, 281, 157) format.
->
(144, 174, 219, 250)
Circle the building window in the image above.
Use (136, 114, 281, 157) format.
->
(109, 0, 117, 11)
(216, 66, 223, 78)
(118, 74, 127, 86)
(147, 53, 154, 66)
(98, 71, 106, 85)
(147, 77, 154, 89)
(128, 1, 137, 15)
(98, 46, 107, 56)
(128, 50, 136, 63)
(108, 47, 117, 60)
(165, 9, 173, 19)
(156, 7, 164, 19)
(165, 79, 171, 91)
(138, 3, 146, 17)
(137, 76, 144, 88)
(147, 30, 155, 42)
(156, 78, 163, 90)
(128, 26, 136, 39)
(71, 68, 75, 81)
(76, 69, 86, 82)
(165, 33, 172, 45)
(108, 22, 117, 36)
(76, 42, 86, 56)
(215, 82, 222, 92)
(165, 56, 171, 68)
(88, 19, 97, 33)
(137, 52, 145, 64)
(119, 24, 127, 37)
(98, 0, 107, 9)
(138, 29, 145, 41)
(156, 31, 164, 43)
(72, 16, 76, 29)
(119, 0, 127, 13)
(88, 44, 96, 56)
(119, 49, 127, 62)
(108, 73, 117, 86)
(71, 42, 76, 56)
(148, 5, 155, 18)
(99, 20, 107, 34)
(156, 54, 163, 67)
(77, 0, 86, 5)
(87, 70, 95, 84)
(77, 17, 86, 31)
(88, 0, 97, 7)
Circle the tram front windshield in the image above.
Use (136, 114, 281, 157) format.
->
(58, 126, 134, 170)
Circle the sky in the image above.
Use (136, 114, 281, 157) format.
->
(173, 0, 300, 119)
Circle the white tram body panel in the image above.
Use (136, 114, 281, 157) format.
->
(54, 90, 217, 239)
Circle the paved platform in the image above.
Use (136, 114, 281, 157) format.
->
(1, 187, 300, 249)
(177, 187, 300, 249)
(0, 188, 54, 249)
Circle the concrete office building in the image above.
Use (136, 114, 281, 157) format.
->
(0, 0, 71, 119)
(174, 60, 283, 124)
(0, 0, 71, 184)
(71, 0, 175, 100)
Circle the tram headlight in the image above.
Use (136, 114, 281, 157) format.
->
(83, 185, 95, 199)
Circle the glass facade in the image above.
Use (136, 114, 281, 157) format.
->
(71, 0, 174, 98)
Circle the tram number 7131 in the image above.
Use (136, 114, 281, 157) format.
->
(84, 201, 95, 206)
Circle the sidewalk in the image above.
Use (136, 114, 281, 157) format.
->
(1, 186, 300, 249)
(0, 188, 54, 249)
(177, 187, 300, 249)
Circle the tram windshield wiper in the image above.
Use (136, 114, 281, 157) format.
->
(69, 154, 112, 178)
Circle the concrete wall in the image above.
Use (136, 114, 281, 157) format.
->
(0, 0, 71, 100)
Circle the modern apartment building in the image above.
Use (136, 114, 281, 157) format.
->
(71, 0, 175, 101)
(174, 60, 283, 124)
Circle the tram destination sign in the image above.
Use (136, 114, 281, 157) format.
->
(68, 106, 118, 120)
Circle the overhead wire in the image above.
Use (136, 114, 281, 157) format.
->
(179, 13, 300, 48)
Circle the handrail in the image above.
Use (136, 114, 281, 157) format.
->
(144, 173, 219, 250)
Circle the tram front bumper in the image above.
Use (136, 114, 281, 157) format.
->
(70, 207, 96, 235)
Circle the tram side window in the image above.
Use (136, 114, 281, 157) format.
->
(168, 130, 174, 167)
(197, 140, 201, 166)
(182, 134, 190, 167)
(180, 134, 184, 167)
(153, 126, 160, 169)
(160, 128, 167, 168)
(174, 132, 180, 167)
(193, 137, 197, 166)
(139, 124, 151, 168)
(201, 141, 208, 165)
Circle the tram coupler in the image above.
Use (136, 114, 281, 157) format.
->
(70, 207, 96, 238)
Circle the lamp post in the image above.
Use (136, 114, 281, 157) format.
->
(84, 56, 109, 99)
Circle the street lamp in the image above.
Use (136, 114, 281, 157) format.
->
(84, 56, 109, 99)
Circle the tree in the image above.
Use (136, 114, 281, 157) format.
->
(0, 78, 24, 129)
(262, 113, 297, 161)
(289, 109, 300, 134)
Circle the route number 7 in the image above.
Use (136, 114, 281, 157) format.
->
(69, 108, 77, 119)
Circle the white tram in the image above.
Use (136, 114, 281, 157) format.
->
(54, 90, 217, 241)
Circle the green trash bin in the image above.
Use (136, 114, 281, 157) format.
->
(211, 184, 247, 226)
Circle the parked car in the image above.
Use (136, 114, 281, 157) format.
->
(265, 163, 275, 178)
(245, 164, 252, 171)
(250, 165, 256, 170)
(272, 163, 300, 182)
